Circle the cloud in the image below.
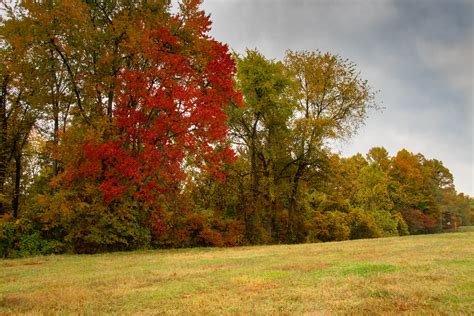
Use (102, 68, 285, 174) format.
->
(201, 0, 474, 196)
(416, 39, 473, 99)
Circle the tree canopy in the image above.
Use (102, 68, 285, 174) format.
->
(0, 1, 471, 257)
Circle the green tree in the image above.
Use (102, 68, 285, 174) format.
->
(0, 37, 41, 218)
(229, 50, 293, 243)
(354, 163, 393, 212)
(283, 50, 377, 242)
(366, 146, 391, 172)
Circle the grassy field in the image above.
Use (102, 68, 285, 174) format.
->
(1, 232, 473, 315)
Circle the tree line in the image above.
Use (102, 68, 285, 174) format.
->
(0, 1, 472, 257)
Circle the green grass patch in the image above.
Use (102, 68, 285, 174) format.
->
(456, 226, 474, 232)
(338, 262, 397, 277)
(308, 261, 397, 278)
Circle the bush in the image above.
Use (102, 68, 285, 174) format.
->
(0, 221, 14, 258)
(349, 208, 382, 239)
(401, 208, 438, 234)
(210, 219, 245, 247)
(0, 215, 64, 258)
(393, 211, 409, 236)
(30, 190, 152, 254)
(198, 229, 224, 247)
(12, 231, 63, 258)
(64, 203, 151, 254)
(372, 210, 399, 237)
(312, 211, 351, 242)
(151, 207, 245, 248)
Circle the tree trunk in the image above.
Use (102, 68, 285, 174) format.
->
(107, 91, 114, 118)
(287, 179, 298, 243)
(12, 153, 21, 218)
(246, 140, 259, 244)
(0, 75, 8, 214)
(0, 165, 5, 215)
(287, 167, 303, 243)
(52, 100, 59, 176)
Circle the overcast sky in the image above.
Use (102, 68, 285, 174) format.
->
(199, 0, 474, 196)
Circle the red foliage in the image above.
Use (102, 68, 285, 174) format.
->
(155, 213, 245, 248)
(67, 7, 239, 210)
(402, 208, 438, 234)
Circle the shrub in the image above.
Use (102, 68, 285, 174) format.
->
(30, 189, 152, 254)
(393, 211, 409, 236)
(12, 231, 63, 258)
(372, 210, 399, 237)
(198, 229, 224, 247)
(349, 208, 382, 239)
(210, 219, 246, 246)
(312, 211, 351, 242)
(401, 208, 438, 234)
(64, 203, 151, 254)
(152, 207, 245, 248)
(0, 221, 14, 258)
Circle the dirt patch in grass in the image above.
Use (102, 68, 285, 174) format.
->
(0, 258, 46, 267)
(277, 262, 329, 272)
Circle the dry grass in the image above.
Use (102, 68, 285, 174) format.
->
(1, 231, 473, 315)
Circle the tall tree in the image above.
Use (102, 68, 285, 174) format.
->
(0, 36, 41, 217)
(229, 50, 293, 243)
(1, 0, 240, 252)
(283, 50, 377, 242)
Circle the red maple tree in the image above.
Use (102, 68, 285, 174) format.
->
(64, 2, 239, 210)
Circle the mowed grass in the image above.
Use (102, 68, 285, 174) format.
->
(1, 232, 473, 315)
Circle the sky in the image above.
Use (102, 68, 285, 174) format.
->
(198, 0, 474, 196)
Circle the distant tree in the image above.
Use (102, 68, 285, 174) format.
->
(354, 163, 393, 212)
(388, 149, 460, 233)
(366, 147, 391, 172)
